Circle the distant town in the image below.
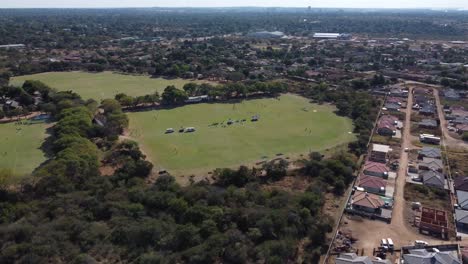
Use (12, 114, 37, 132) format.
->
(0, 7, 468, 264)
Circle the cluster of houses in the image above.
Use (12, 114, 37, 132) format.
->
(445, 105, 468, 135)
(1, 91, 43, 118)
(439, 88, 468, 135)
(348, 143, 394, 220)
(407, 147, 446, 189)
(335, 244, 462, 264)
(412, 87, 436, 116)
(410, 87, 442, 145)
(346, 89, 412, 220)
(453, 174, 468, 234)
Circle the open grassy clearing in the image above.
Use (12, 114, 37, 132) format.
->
(11, 71, 213, 101)
(0, 120, 50, 181)
(128, 94, 355, 175)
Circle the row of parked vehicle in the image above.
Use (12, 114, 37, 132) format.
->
(165, 127, 196, 134)
(380, 238, 429, 251)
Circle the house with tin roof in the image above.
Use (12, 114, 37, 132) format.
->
(418, 158, 443, 172)
(443, 89, 461, 101)
(454, 176, 468, 192)
(384, 102, 400, 112)
(418, 119, 438, 129)
(419, 104, 436, 115)
(402, 249, 461, 264)
(421, 170, 445, 189)
(455, 209, 468, 233)
(418, 147, 441, 159)
(336, 253, 391, 264)
(456, 190, 468, 210)
(456, 124, 468, 134)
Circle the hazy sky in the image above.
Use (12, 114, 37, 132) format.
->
(1, 0, 468, 9)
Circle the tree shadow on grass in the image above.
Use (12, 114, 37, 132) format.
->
(29, 123, 55, 176)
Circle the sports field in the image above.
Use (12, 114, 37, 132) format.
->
(11, 71, 213, 101)
(128, 94, 355, 175)
(0, 121, 49, 180)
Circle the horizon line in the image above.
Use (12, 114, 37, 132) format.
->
(0, 6, 466, 10)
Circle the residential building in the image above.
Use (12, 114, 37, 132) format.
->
(418, 158, 443, 172)
(419, 105, 436, 115)
(457, 190, 468, 210)
(413, 87, 430, 95)
(362, 160, 389, 178)
(450, 115, 468, 125)
(386, 96, 403, 104)
(418, 147, 442, 159)
(443, 89, 461, 101)
(4, 99, 20, 110)
(414, 95, 429, 106)
(369, 144, 391, 163)
(455, 209, 468, 233)
(336, 253, 391, 264)
(421, 170, 445, 189)
(388, 87, 408, 98)
(456, 124, 468, 134)
(376, 115, 399, 136)
(384, 102, 400, 112)
(351, 191, 386, 213)
(418, 119, 438, 129)
(402, 249, 461, 264)
(452, 117, 468, 125)
(454, 176, 468, 192)
(357, 174, 387, 194)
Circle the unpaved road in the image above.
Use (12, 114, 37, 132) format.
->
(433, 88, 468, 150)
(336, 86, 451, 256)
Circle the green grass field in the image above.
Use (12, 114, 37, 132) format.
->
(0, 121, 49, 180)
(128, 94, 355, 175)
(11, 71, 213, 101)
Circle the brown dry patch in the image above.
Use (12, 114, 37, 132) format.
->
(99, 165, 115, 176)
(446, 148, 468, 176)
(403, 183, 456, 239)
(260, 175, 311, 193)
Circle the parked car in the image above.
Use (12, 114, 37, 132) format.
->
(414, 240, 428, 247)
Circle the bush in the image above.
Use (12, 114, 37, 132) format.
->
(462, 132, 468, 142)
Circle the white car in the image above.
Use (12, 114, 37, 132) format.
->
(414, 240, 429, 247)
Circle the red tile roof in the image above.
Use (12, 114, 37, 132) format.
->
(352, 191, 385, 209)
(358, 174, 387, 189)
(377, 115, 398, 130)
(363, 160, 389, 174)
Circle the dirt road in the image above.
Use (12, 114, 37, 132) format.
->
(337, 86, 452, 255)
(433, 88, 468, 150)
(390, 86, 414, 237)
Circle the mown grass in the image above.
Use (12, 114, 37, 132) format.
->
(128, 94, 355, 175)
(0, 120, 50, 181)
(11, 71, 213, 101)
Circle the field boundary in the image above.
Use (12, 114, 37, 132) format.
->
(322, 94, 386, 264)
